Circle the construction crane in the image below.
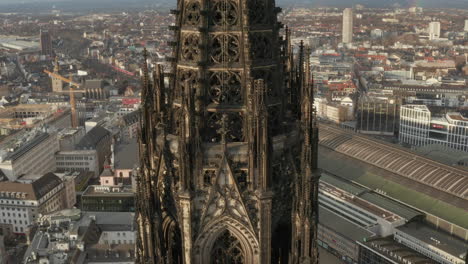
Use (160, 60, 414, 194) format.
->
(44, 68, 83, 128)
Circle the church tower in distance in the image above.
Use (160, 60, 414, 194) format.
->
(135, 0, 320, 263)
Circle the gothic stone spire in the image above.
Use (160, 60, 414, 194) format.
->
(137, 0, 320, 263)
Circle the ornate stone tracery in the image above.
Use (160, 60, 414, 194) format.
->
(184, 1, 202, 26)
(210, 0, 239, 26)
(203, 112, 244, 143)
(210, 34, 240, 64)
(248, 0, 268, 25)
(210, 230, 245, 264)
(181, 34, 201, 62)
(136, 1, 321, 264)
(208, 71, 242, 105)
(249, 33, 272, 61)
(175, 68, 198, 100)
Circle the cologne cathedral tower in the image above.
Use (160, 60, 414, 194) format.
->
(135, 0, 320, 263)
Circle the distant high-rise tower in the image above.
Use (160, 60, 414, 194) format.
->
(464, 20, 468, 32)
(429, 22, 441, 40)
(51, 57, 63, 92)
(40, 29, 53, 56)
(134, 0, 321, 263)
(342, 8, 353, 44)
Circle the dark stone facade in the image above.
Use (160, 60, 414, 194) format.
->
(135, 1, 320, 263)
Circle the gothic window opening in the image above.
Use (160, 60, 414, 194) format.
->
(210, 34, 240, 64)
(181, 34, 201, 62)
(248, 0, 268, 25)
(166, 223, 183, 264)
(211, 0, 238, 26)
(234, 169, 248, 190)
(203, 112, 244, 143)
(210, 230, 245, 264)
(204, 169, 216, 187)
(209, 71, 242, 105)
(249, 34, 272, 61)
(176, 69, 198, 99)
(184, 1, 201, 26)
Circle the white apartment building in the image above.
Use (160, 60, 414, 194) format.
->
(464, 19, 468, 32)
(342, 8, 353, 44)
(428, 21, 441, 40)
(0, 173, 67, 234)
(400, 105, 468, 152)
(0, 132, 59, 181)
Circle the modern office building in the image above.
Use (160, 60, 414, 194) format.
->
(428, 21, 441, 40)
(357, 96, 399, 136)
(81, 185, 134, 212)
(55, 150, 100, 177)
(0, 132, 59, 181)
(465, 20, 468, 32)
(0, 173, 68, 234)
(342, 8, 354, 43)
(399, 105, 468, 152)
(39, 29, 53, 56)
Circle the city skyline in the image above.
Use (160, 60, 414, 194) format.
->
(1, 0, 468, 8)
(0, 1, 467, 264)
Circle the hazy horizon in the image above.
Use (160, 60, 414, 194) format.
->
(0, 0, 468, 9)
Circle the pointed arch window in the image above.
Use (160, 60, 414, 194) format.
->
(210, 230, 245, 264)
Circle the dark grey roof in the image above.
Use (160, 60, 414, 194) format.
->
(122, 110, 139, 126)
(361, 237, 437, 264)
(4, 133, 50, 161)
(319, 206, 375, 242)
(359, 192, 423, 221)
(77, 126, 110, 149)
(32, 173, 63, 199)
(114, 138, 138, 170)
(0, 173, 62, 200)
(321, 173, 367, 196)
(321, 173, 423, 221)
(85, 79, 105, 90)
(319, 124, 468, 200)
(396, 222, 467, 258)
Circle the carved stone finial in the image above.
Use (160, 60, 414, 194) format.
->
(217, 114, 229, 144)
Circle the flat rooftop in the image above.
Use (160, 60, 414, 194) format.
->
(319, 123, 468, 204)
(396, 222, 467, 259)
(318, 126, 468, 229)
(82, 185, 134, 197)
(361, 237, 437, 264)
(319, 206, 375, 242)
(321, 173, 423, 222)
(2, 132, 50, 162)
(320, 180, 402, 223)
(401, 104, 430, 112)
